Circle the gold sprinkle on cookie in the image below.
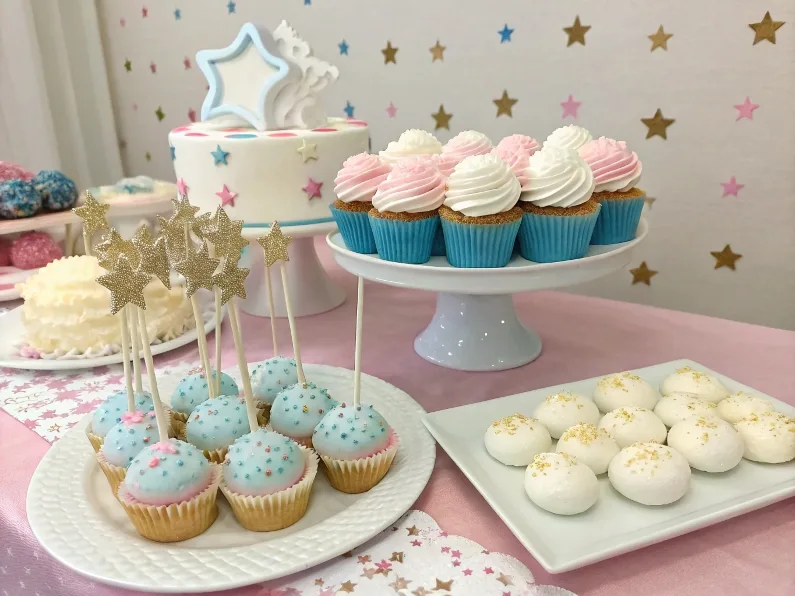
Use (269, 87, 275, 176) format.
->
(490, 413, 539, 435)
(560, 423, 611, 445)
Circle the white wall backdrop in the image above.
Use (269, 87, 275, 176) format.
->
(96, 0, 795, 329)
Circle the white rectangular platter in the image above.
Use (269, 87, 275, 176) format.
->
(422, 359, 795, 573)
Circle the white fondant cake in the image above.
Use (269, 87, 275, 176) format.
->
(169, 117, 368, 228)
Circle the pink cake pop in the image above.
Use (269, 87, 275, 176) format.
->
(0, 161, 35, 182)
(9, 232, 63, 270)
(0, 238, 10, 266)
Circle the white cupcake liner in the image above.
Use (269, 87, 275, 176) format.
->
(318, 431, 400, 494)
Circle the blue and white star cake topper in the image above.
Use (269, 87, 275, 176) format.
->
(196, 23, 295, 131)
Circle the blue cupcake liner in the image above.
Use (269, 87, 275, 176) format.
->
(431, 225, 446, 257)
(518, 206, 600, 263)
(441, 217, 521, 268)
(369, 213, 439, 264)
(330, 204, 377, 254)
(590, 196, 644, 245)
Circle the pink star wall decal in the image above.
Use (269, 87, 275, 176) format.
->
(721, 176, 744, 197)
(216, 184, 237, 206)
(141, 7, 148, 18)
(386, 102, 398, 118)
(176, 178, 189, 195)
(120, 18, 126, 27)
(734, 97, 759, 121)
(302, 178, 323, 200)
(183, 57, 191, 70)
(560, 94, 581, 119)
(188, 108, 197, 122)
(150, 62, 157, 74)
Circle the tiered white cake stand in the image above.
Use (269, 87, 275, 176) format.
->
(327, 218, 648, 372)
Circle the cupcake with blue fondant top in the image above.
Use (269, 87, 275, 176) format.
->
(250, 357, 298, 417)
(117, 438, 221, 542)
(219, 428, 318, 531)
(186, 395, 252, 463)
(313, 403, 399, 494)
(86, 390, 155, 452)
(170, 368, 239, 422)
(268, 382, 337, 448)
(96, 410, 160, 496)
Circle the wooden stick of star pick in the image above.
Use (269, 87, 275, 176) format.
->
(128, 306, 143, 393)
(280, 264, 305, 384)
(353, 277, 364, 408)
(206, 241, 224, 397)
(264, 256, 279, 357)
(136, 307, 169, 442)
(119, 305, 135, 411)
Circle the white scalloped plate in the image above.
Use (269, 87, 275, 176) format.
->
(26, 364, 436, 592)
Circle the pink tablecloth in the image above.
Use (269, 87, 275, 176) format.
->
(2, 241, 795, 596)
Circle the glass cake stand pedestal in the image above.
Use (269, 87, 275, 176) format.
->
(326, 218, 648, 372)
(241, 221, 345, 318)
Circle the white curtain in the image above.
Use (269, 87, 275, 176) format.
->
(0, 0, 122, 189)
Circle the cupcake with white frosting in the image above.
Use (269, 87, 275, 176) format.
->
(379, 129, 442, 163)
(440, 153, 522, 268)
(578, 137, 644, 244)
(442, 131, 493, 162)
(517, 147, 600, 263)
(543, 125, 593, 152)
(369, 159, 446, 264)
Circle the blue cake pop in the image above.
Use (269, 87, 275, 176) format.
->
(250, 357, 298, 406)
(269, 382, 337, 443)
(100, 410, 160, 467)
(186, 395, 250, 451)
(32, 170, 78, 211)
(171, 368, 239, 415)
(91, 391, 154, 438)
(223, 428, 305, 496)
(0, 179, 41, 218)
(313, 403, 391, 460)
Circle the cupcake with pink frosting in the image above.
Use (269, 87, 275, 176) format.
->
(493, 135, 540, 186)
(442, 131, 493, 162)
(369, 159, 446, 264)
(405, 153, 461, 256)
(578, 137, 644, 244)
(331, 153, 392, 254)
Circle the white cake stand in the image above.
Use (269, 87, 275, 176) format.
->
(241, 221, 345, 318)
(327, 218, 648, 371)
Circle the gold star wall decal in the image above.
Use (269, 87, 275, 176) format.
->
(644, 197, 657, 209)
(390, 576, 411, 590)
(95, 229, 141, 271)
(493, 90, 518, 117)
(170, 194, 200, 224)
(339, 580, 356, 593)
(382, 41, 398, 64)
(137, 235, 171, 289)
(256, 221, 292, 267)
(96, 254, 151, 315)
(430, 40, 445, 61)
(205, 208, 248, 262)
(73, 191, 110, 237)
(173, 241, 219, 298)
(390, 551, 404, 562)
(434, 578, 453, 591)
(406, 525, 420, 536)
(158, 214, 188, 265)
(432, 105, 452, 130)
(564, 16, 590, 46)
(297, 139, 318, 162)
(749, 12, 785, 45)
(641, 109, 675, 139)
(630, 261, 657, 286)
(711, 244, 742, 270)
(212, 257, 249, 305)
(648, 25, 673, 51)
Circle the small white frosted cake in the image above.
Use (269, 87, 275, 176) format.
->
(660, 366, 729, 404)
(533, 391, 600, 439)
(524, 452, 599, 515)
(608, 443, 691, 506)
(653, 392, 718, 427)
(667, 416, 744, 473)
(598, 406, 667, 448)
(734, 412, 795, 463)
(593, 372, 660, 413)
(484, 413, 552, 466)
(556, 423, 620, 475)
(716, 391, 775, 424)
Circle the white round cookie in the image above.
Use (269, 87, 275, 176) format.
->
(716, 391, 775, 424)
(608, 443, 691, 505)
(659, 366, 729, 404)
(484, 413, 552, 466)
(593, 372, 661, 413)
(533, 391, 600, 439)
(556, 423, 620, 475)
(597, 406, 667, 448)
(734, 412, 795, 463)
(524, 452, 599, 515)
(667, 416, 744, 473)
(653, 392, 718, 427)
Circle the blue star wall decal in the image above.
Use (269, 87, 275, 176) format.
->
(227, 1, 236, 15)
(196, 23, 295, 131)
(211, 145, 230, 165)
(338, 40, 349, 55)
(174, 8, 181, 20)
(343, 101, 354, 118)
(498, 24, 514, 43)
(170, 145, 176, 160)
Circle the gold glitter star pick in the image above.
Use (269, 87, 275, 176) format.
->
(73, 191, 110, 236)
(96, 254, 150, 315)
(136, 235, 171, 289)
(212, 256, 249, 305)
(192, 212, 214, 240)
(95, 228, 141, 271)
(173, 241, 219, 298)
(205, 207, 248, 263)
(256, 221, 293, 267)
(170, 194, 200, 224)
(158, 214, 188, 265)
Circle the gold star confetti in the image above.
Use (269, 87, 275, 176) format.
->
(95, 229, 141, 271)
(493, 90, 517, 117)
(212, 256, 249, 305)
(158, 214, 189, 265)
(644, 197, 656, 209)
(136, 234, 171, 290)
(73, 191, 110, 237)
(434, 578, 453, 591)
(412, 589, 430, 596)
(648, 25, 673, 51)
(339, 580, 356, 593)
(564, 16, 590, 46)
(173, 241, 219, 298)
(496, 573, 513, 586)
(297, 139, 318, 162)
(390, 576, 411, 590)
(641, 109, 675, 139)
(390, 551, 404, 563)
(629, 261, 657, 286)
(204, 208, 248, 263)
(96, 254, 150, 315)
(256, 221, 292, 267)
(170, 194, 200, 225)
(431, 105, 452, 130)
(430, 40, 445, 61)
(406, 525, 420, 536)
(357, 555, 371, 564)
(749, 12, 784, 45)
(711, 245, 742, 270)
(382, 41, 398, 64)
(360, 567, 378, 580)
(314, 579, 324, 586)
